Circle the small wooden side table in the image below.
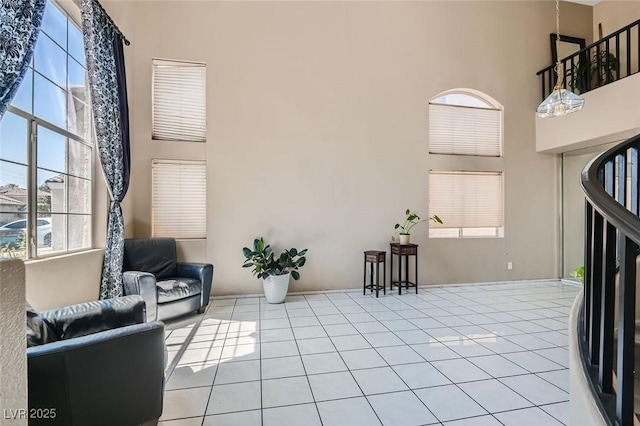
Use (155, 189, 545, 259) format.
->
(363, 250, 386, 298)
(390, 243, 418, 295)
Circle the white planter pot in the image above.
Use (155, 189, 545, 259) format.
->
(263, 273, 290, 304)
(399, 234, 410, 244)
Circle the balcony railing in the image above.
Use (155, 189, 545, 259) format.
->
(582, 133, 640, 425)
(537, 19, 640, 100)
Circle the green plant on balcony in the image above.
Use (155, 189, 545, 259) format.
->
(566, 50, 619, 94)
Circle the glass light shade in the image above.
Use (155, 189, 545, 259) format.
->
(536, 88, 585, 118)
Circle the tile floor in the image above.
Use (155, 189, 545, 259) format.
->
(158, 280, 580, 426)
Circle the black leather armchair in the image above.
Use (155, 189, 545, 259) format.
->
(26, 295, 165, 426)
(122, 237, 214, 321)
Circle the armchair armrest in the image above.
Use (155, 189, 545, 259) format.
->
(41, 295, 146, 340)
(123, 271, 158, 322)
(27, 321, 165, 426)
(177, 262, 214, 307)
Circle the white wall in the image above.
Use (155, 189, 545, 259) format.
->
(0, 260, 27, 426)
(103, 0, 592, 296)
(536, 72, 640, 153)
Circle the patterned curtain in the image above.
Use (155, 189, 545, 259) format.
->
(81, 0, 131, 299)
(0, 0, 47, 118)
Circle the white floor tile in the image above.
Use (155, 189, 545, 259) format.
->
(410, 342, 461, 361)
(540, 401, 570, 425)
(474, 337, 526, 354)
(340, 348, 388, 370)
(363, 332, 406, 348)
(323, 323, 359, 336)
(263, 403, 322, 426)
(351, 366, 408, 395)
(532, 348, 570, 368)
(261, 340, 299, 358)
(394, 329, 432, 344)
(317, 314, 349, 325)
(289, 316, 321, 327)
(308, 371, 363, 401)
(220, 343, 260, 362)
(214, 359, 260, 385)
(260, 328, 294, 343)
(414, 384, 487, 422)
(368, 391, 439, 425)
(202, 410, 261, 426)
(392, 362, 451, 389)
(166, 363, 217, 390)
(376, 345, 425, 365)
(331, 334, 372, 351)
(443, 339, 495, 358)
(500, 374, 569, 405)
(459, 379, 534, 413)
(293, 326, 328, 340)
(494, 407, 564, 426)
(297, 337, 337, 355)
(443, 415, 504, 426)
(301, 352, 348, 375)
(261, 355, 306, 380)
(262, 376, 314, 408)
(159, 417, 203, 426)
(261, 318, 291, 330)
(467, 354, 528, 378)
(206, 381, 261, 415)
(431, 358, 492, 383)
(161, 387, 211, 420)
(353, 321, 389, 334)
(501, 351, 565, 373)
(537, 369, 570, 392)
(317, 397, 382, 426)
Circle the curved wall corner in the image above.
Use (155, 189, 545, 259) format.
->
(569, 290, 609, 426)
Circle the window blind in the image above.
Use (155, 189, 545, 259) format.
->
(152, 159, 206, 239)
(429, 171, 503, 228)
(152, 59, 206, 142)
(429, 104, 501, 157)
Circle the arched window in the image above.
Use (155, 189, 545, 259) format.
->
(429, 90, 502, 157)
(428, 89, 504, 238)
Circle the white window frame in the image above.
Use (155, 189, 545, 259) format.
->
(1, 0, 93, 259)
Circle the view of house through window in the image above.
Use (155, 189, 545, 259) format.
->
(0, 1, 92, 259)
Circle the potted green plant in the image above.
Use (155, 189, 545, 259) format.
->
(394, 209, 442, 244)
(242, 237, 308, 303)
(566, 51, 619, 94)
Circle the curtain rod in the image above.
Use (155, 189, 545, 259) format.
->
(92, 0, 130, 45)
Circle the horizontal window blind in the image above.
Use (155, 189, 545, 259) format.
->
(152, 159, 206, 239)
(152, 59, 206, 142)
(429, 103, 501, 156)
(429, 171, 503, 228)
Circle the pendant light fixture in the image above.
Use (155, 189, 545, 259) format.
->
(536, 0, 585, 118)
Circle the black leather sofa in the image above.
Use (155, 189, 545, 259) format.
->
(122, 237, 214, 321)
(26, 295, 165, 426)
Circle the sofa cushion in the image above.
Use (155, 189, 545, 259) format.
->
(157, 278, 202, 304)
(26, 303, 57, 347)
(124, 238, 177, 280)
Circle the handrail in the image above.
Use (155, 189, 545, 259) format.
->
(537, 18, 640, 100)
(582, 134, 640, 246)
(580, 132, 640, 425)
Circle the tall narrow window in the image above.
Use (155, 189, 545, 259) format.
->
(0, 1, 93, 259)
(152, 159, 206, 239)
(152, 59, 206, 142)
(428, 90, 504, 238)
